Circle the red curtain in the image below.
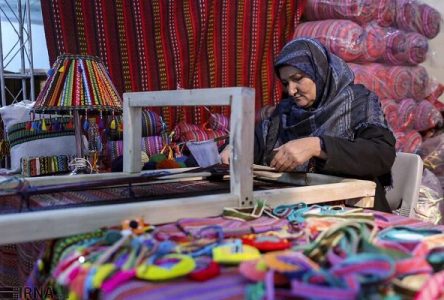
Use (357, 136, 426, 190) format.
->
(41, 0, 305, 128)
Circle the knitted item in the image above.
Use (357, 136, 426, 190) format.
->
(21, 155, 73, 177)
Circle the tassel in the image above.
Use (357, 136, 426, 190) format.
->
(110, 119, 116, 130)
(96, 137, 103, 153)
(66, 118, 74, 130)
(118, 121, 123, 133)
(53, 120, 60, 131)
(25, 121, 32, 131)
(83, 118, 90, 131)
(98, 118, 105, 131)
(41, 119, 47, 131)
(59, 65, 65, 73)
(47, 68, 55, 77)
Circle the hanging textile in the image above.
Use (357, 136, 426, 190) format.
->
(41, 0, 305, 128)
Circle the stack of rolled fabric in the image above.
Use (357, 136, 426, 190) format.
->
(299, 0, 443, 154)
(304, 0, 396, 26)
(293, 20, 367, 61)
(348, 63, 429, 100)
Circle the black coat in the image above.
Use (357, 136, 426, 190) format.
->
(254, 114, 396, 213)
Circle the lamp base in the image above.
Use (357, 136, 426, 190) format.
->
(68, 157, 92, 175)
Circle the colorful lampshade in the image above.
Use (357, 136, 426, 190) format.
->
(33, 54, 122, 159)
(33, 54, 122, 113)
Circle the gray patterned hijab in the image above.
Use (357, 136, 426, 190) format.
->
(274, 37, 387, 143)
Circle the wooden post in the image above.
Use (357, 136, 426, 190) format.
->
(123, 94, 142, 173)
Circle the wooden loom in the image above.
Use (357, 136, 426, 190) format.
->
(0, 88, 375, 245)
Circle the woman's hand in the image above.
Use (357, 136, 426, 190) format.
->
(219, 145, 232, 164)
(270, 137, 324, 172)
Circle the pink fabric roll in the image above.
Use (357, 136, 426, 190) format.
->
(363, 22, 428, 66)
(106, 136, 165, 162)
(394, 129, 422, 153)
(304, 0, 391, 26)
(361, 22, 385, 62)
(349, 63, 430, 100)
(397, 98, 417, 130)
(293, 20, 365, 61)
(411, 65, 429, 99)
(379, 27, 408, 65)
(380, 99, 400, 129)
(172, 121, 202, 141)
(395, 0, 441, 39)
(414, 100, 444, 131)
(404, 32, 428, 65)
(377, 0, 397, 27)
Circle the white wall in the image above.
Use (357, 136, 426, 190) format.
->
(1, 20, 49, 73)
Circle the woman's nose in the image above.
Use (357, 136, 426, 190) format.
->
(288, 82, 298, 96)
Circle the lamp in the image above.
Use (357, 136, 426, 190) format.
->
(33, 54, 122, 161)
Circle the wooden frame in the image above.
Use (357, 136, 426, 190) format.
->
(0, 87, 375, 245)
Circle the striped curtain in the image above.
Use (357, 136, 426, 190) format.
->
(41, 0, 305, 128)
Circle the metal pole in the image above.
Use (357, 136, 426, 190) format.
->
(25, 0, 34, 101)
(0, 16, 6, 107)
(18, 0, 27, 101)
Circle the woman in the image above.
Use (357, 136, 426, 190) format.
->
(222, 37, 396, 212)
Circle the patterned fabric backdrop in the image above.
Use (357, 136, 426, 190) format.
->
(41, 0, 305, 128)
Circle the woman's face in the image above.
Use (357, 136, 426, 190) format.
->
(279, 65, 316, 108)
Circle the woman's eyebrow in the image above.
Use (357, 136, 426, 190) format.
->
(289, 72, 303, 79)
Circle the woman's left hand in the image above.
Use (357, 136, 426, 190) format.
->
(270, 137, 321, 172)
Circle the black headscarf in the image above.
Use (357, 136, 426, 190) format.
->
(273, 37, 388, 143)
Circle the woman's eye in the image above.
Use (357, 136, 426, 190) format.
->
(290, 76, 302, 82)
